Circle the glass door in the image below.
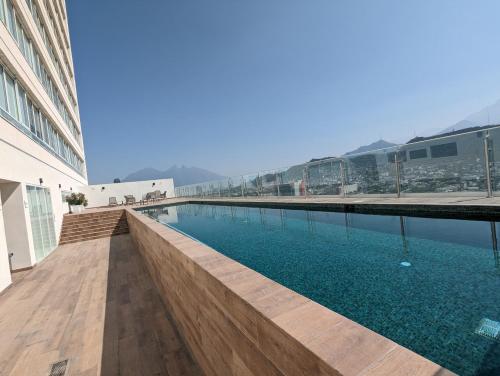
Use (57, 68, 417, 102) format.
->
(26, 185, 56, 262)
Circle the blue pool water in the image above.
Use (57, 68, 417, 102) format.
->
(139, 204, 500, 375)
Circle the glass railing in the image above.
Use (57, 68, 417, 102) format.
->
(175, 125, 500, 198)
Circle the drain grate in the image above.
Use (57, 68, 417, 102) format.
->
(475, 318, 500, 341)
(49, 359, 69, 376)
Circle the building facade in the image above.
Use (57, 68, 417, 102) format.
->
(0, 0, 86, 291)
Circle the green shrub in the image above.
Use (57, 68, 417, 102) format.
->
(66, 192, 88, 207)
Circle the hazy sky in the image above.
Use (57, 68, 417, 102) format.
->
(67, 0, 500, 184)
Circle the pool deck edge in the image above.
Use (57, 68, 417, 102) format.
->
(181, 196, 500, 220)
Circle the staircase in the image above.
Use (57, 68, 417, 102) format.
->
(59, 209, 129, 245)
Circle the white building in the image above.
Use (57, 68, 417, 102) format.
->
(0, 0, 86, 292)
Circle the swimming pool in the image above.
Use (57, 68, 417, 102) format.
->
(138, 203, 500, 375)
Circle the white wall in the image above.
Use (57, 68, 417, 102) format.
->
(0, 119, 87, 238)
(80, 179, 175, 208)
(0, 0, 86, 292)
(0, 190, 12, 291)
(0, 182, 34, 270)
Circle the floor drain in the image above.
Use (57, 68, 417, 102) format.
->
(475, 318, 500, 341)
(49, 359, 69, 376)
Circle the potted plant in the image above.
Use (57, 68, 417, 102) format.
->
(66, 192, 88, 214)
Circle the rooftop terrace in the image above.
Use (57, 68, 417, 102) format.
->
(4, 195, 495, 375)
(0, 234, 200, 376)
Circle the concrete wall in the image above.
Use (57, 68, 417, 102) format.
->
(0, 182, 34, 270)
(0, 120, 87, 263)
(0, 190, 12, 291)
(80, 179, 175, 208)
(126, 208, 451, 376)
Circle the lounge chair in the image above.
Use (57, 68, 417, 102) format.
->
(141, 193, 151, 205)
(124, 195, 136, 205)
(109, 197, 118, 206)
(160, 191, 167, 199)
(153, 190, 162, 201)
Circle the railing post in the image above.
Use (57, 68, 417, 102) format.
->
(484, 136, 493, 198)
(256, 173, 261, 196)
(395, 152, 401, 199)
(330, 159, 335, 195)
(241, 177, 245, 197)
(303, 166, 309, 198)
(340, 159, 346, 197)
(276, 172, 280, 197)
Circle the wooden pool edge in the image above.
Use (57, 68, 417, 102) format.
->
(125, 208, 455, 376)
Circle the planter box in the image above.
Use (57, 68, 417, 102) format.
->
(70, 204, 84, 214)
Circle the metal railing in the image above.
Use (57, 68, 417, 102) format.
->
(175, 125, 500, 199)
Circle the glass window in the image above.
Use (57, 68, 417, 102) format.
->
(5, 0, 16, 38)
(16, 84, 28, 127)
(14, 16, 22, 44)
(0, 0, 5, 22)
(49, 125, 56, 150)
(17, 26, 25, 54)
(0, 66, 7, 111)
(42, 117, 50, 144)
(27, 99, 36, 134)
(33, 108, 42, 139)
(409, 148, 428, 160)
(430, 142, 458, 158)
(5, 73, 17, 119)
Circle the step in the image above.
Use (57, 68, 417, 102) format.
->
(60, 225, 129, 237)
(64, 208, 125, 216)
(63, 213, 126, 224)
(64, 210, 125, 218)
(61, 220, 128, 232)
(61, 225, 129, 238)
(59, 230, 129, 245)
(59, 228, 129, 244)
(62, 219, 126, 227)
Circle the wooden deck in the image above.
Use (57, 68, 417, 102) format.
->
(0, 234, 202, 376)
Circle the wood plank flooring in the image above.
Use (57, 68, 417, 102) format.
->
(0, 234, 202, 376)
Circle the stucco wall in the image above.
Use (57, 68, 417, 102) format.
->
(126, 208, 452, 376)
(0, 190, 11, 291)
(0, 117, 88, 276)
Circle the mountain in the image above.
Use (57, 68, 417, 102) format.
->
(123, 165, 225, 186)
(343, 139, 397, 155)
(438, 99, 500, 134)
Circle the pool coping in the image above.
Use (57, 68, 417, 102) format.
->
(126, 207, 455, 375)
(166, 197, 500, 221)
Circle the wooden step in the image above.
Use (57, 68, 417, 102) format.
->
(59, 228, 130, 244)
(63, 210, 125, 219)
(60, 220, 128, 233)
(63, 213, 126, 224)
(60, 224, 129, 237)
(59, 210, 130, 245)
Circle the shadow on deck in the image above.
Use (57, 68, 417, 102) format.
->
(0, 234, 201, 376)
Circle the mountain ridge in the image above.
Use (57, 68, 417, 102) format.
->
(438, 99, 500, 134)
(343, 139, 397, 155)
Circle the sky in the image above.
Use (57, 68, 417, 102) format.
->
(67, 0, 500, 184)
